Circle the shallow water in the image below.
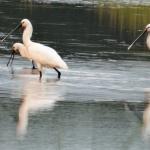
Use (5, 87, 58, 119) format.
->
(1, 0, 150, 150)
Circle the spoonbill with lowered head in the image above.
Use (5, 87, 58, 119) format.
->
(2, 19, 68, 80)
(128, 24, 150, 50)
(7, 42, 36, 69)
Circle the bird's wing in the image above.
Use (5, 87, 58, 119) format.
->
(28, 42, 68, 69)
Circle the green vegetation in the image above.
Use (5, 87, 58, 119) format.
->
(97, 4, 150, 37)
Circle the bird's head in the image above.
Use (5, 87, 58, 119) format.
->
(20, 19, 31, 32)
(12, 43, 24, 54)
(7, 42, 24, 67)
(145, 24, 150, 33)
(1, 18, 33, 43)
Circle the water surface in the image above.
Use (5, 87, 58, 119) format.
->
(0, 0, 150, 150)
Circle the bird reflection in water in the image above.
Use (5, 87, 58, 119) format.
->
(16, 79, 64, 137)
(142, 88, 150, 141)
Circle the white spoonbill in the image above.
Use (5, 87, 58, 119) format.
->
(22, 19, 68, 79)
(2, 19, 68, 79)
(128, 24, 150, 50)
(7, 42, 36, 69)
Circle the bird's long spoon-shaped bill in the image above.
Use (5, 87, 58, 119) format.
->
(10, 53, 15, 66)
(7, 53, 13, 66)
(1, 23, 21, 43)
(127, 29, 147, 50)
(7, 52, 15, 67)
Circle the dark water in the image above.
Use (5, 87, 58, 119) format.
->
(1, 0, 150, 150)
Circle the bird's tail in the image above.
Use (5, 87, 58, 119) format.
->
(56, 56, 68, 69)
(61, 61, 68, 69)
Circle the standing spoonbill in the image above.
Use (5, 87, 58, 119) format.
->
(128, 24, 150, 50)
(2, 19, 68, 79)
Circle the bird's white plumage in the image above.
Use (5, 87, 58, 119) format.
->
(19, 18, 68, 78)
(27, 42, 68, 70)
(145, 24, 150, 50)
(146, 34, 150, 50)
(146, 24, 150, 31)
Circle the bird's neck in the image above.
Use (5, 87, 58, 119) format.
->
(23, 24, 33, 47)
(19, 46, 30, 59)
(146, 33, 150, 50)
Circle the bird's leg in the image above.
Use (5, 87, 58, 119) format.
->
(37, 63, 42, 80)
(32, 60, 36, 69)
(53, 67, 61, 79)
(10, 54, 15, 66)
(39, 71, 42, 80)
